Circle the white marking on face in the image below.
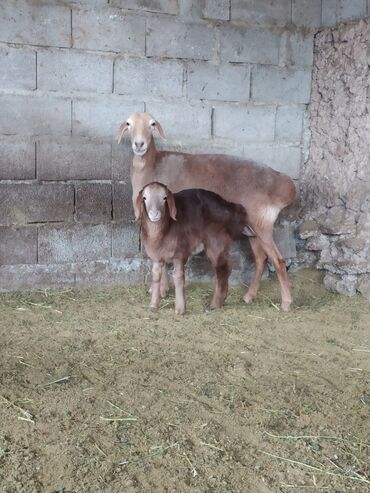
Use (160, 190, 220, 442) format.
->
(143, 185, 167, 223)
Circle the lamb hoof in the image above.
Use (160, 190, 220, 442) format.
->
(243, 293, 255, 304)
(175, 306, 185, 315)
(281, 300, 292, 312)
(150, 304, 159, 312)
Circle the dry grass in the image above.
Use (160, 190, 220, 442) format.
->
(0, 269, 369, 492)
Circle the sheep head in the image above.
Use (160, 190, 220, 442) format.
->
(116, 112, 165, 156)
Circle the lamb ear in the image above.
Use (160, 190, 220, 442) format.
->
(134, 191, 144, 221)
(167, 190, 177, 221)
(116, 121, 129, 144)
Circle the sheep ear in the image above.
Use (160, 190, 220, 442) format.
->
(167, 191, 177, 221)
(116, 122, 129, 144)
(134, 191, 144, 221)
(153, 120, 165, 139)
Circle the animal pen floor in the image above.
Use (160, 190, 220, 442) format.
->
(0, 269, 369, 493)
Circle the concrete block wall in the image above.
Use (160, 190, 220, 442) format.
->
(1, 0, 368, 291)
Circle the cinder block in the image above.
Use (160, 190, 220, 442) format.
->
(112, 223, 140, 258)
(0, 184, 74, 226)
(178, 0, 204, 20)
(37, 140, 111, 180)
(112, 142, 133, 181)
(186, 62, 250, 102)
(292, 0, 322, 27)
(186, 253, 213, 281)
(322, 0, 367, 26)
(0, 227, 37, 265)
(280, 31, 314, 67)
(73, 8, 145, 54)
(220, 25, 280, 64)
(72, 97, 144, 138)
(76, 183, 112, 223)
(38, 224, 111, 264)
(213, 105, 275, 143)
(0, 141, 35, 180)
(0, 1, 71, 47)
(145, 101, 211, 140)
(231, 0, 291, 25)
(242, 145, 302, 178)
(113, 182, 135, 222)
(0, 46, 36, 90)
(111, 0, 178, 14)
(146, 16, 215, 60)
(0, 94, 71, 136)
(38, 50, 112, 93)
(0, 264, 75, 292)
(65, 0, 108, 5)
(169, 137, 244, 158)
(252, 66, 312, 104)
(275, 106, 304, 142)
(202, 0, 230, 20)
(75, 258, 149, 287)
(186, 246, 257, 284)
(115, 57, 183, 98)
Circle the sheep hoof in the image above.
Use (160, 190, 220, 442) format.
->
(175, 306, 185, 315)
(209, 302, 222, 310)
(150, 304, 159, 311)
(243, 293, 255, 304)
(281, 300, 292, 312)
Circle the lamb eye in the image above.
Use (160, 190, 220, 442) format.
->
(164, 196, 167, 201)
(143, 196, 147, 201)
(150, 121, 156, 127)
(126, 121, 131, 126)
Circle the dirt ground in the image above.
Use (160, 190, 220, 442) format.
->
(0, 269, 369, 492)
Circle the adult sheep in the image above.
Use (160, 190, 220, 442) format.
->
(117, 112, 296, 311)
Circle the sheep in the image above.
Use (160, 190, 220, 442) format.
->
(137, 182, 249, 314)
(117, 112, 297, 311)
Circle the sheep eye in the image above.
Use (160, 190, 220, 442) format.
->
(163, 196, 167, 201)
(143, 196, 147, 201)
(150, 121, 156, 127)
(126, 121, 131, 126)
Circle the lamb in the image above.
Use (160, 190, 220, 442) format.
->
(137, 182, 249, 314)
(117, 112, 297, 311)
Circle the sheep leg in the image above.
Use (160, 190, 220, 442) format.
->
(172, 259, 186, 315)
(160, 264, 169, 298)
(251, 234, 292, 311)
(150, 261, 163, 310)
(266, 242, 292, 312)
(207, 248, 231, 309)
(211, 257, 231, 309)
(243, 237, 267, 304)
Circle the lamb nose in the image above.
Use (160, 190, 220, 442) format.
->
(135, 141, 144, 149)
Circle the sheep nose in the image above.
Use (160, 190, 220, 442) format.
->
(149, 210, 161, 221)
(135, 141, 145, 149)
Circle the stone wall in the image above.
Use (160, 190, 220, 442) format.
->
(1, 0, 368, 291)
(300, 17, 370, 299)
